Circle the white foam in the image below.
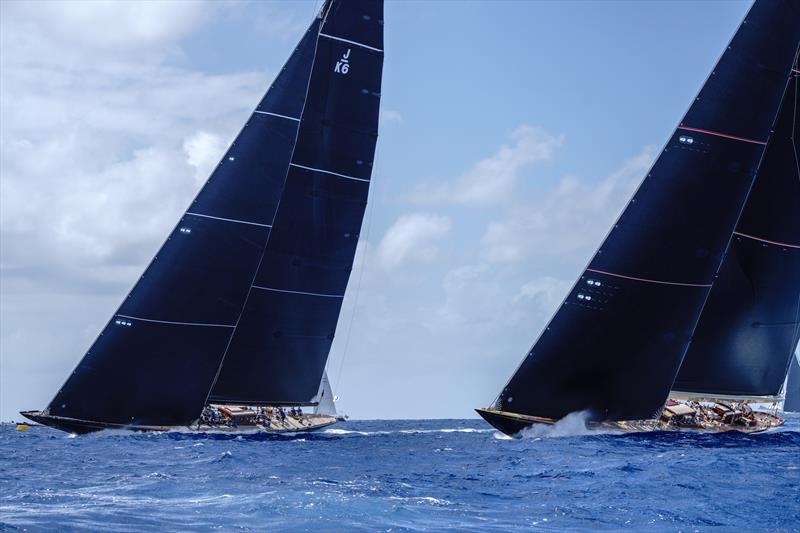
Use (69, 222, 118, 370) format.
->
(518, 410, 594, 439)
(322, 427, 491, 437)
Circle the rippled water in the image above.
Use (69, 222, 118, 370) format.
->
(2, 416, 798, 531)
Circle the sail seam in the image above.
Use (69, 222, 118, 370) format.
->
(733, 231, 800, 249)
(585, 268, 712, 287)
(319, 32, 383, 53)
(290, 163, 370, 182)
(185, 212, 272, 228)
(252, 285, 345, 298)
(253, 110, 301, 122)
(116, 315, 236, 328)
(677, 125, 767, 145)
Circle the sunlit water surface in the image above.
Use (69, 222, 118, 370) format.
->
(1, 415, 798, 531)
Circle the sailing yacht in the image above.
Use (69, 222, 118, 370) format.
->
(478, 0, 800, 436)
(22, 0, 384, 434)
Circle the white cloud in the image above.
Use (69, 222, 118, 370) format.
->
(4, 0, 209, 50)
(380, 109, 404, 124)
(515, 277, 573, 309)
(183, 131, 226, 184)
(0, 3, 270, 293)
(481, 146, 657, 263)
(408, 125, 562, 207)
(377, 213, 452, 271)
(252, 4, 312, 41)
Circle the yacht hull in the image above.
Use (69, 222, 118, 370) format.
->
(476, 406, 784, 437)
(20, 410, 336, 435)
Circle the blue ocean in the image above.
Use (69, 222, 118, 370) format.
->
(2, 416, 798, 532)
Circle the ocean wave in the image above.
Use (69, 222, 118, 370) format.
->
(322, 427, 493, 437)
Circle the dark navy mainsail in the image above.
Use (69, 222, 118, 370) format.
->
(673, 52, 800, 399)
(27, 1, 381, 432)
(483, 0, 800, 425)
(209, 0, 384, 405)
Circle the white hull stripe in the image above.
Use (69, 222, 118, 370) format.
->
(252, 285, 345, 298)
(319, 32, 383, 53)
(185, 212, 272, 228)
(253, 110, 301, 122)
(586, 268, 712, 288)
(733, 231, 800, 249)
(116, 315, 236, 328)
(290, 163, 370, 183)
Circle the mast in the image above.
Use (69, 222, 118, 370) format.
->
(673, 51, 800, 399)
(208, 0, 384, 406)
(483, 0, 800, 424)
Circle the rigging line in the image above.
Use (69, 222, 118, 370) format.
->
(333, 126, 383, 394)
(202, 17, 324, 407)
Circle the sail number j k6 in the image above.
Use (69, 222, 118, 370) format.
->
(335, 49, 351, 75)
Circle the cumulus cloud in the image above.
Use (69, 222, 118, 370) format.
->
(183, 131, 226, 184)
(408, 126, 562, 207)
(0, 3, 272, 294)
(515, 277, 573, 309)
(377, 213, 452, 271)
(481, 146, 657, 263)
(380, 109, 404, 124)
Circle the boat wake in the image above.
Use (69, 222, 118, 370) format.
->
(517, 411, 601, 439)
(323, 427, 494, 437)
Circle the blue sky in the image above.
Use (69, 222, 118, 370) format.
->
(0, 0, 761, 421)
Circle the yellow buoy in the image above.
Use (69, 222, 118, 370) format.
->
(15, 424, 29, 431)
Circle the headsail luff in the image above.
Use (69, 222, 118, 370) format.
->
(488, 0, 800, 423)
(33, 8, 344, 430)
(673, 50, 800, 399)
(208, 0, 384, 406)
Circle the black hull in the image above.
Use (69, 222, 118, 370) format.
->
(475, 408, 555, 436)
(20, 410, 337, 435)
(476, 407, 783, 437)
(20, 411, 174, 435)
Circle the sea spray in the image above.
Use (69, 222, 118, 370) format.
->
(518, 411, 593, 439)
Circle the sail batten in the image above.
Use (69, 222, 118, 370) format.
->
(491, 0, 800, 423)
